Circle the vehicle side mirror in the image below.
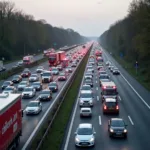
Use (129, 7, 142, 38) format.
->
(125, 124, 128, 127)
(108, 120, 110, 125)
(94, 132, 96, 134)
(74, 132, 77, 135)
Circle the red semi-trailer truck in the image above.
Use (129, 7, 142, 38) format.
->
(49, 51, 66, 66)
(0, 93, 22, 150)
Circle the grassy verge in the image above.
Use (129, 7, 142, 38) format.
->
(112, 54, 150, 91)
(30, 48, 91, 150)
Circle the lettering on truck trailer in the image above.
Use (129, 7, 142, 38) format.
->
(2, 112, 18, 135)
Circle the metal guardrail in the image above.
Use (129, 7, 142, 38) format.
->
(22, 44, 93, 150)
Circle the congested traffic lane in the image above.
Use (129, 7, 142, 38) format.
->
(17, 46, 87, 149)
(62, 45, 150, 150)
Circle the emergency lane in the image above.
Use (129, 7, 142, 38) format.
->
(62, 44, 150, 150)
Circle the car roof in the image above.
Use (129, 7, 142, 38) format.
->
(20, 81, 27, 83)
(82, 85, 91, 87)
(81, 108, 91, 111)
(111, 118, 123, 121)
(29, 101, 39, 104)
(79, 123, 92, 128)
(105, 98, 117, 102)
(101, 81, 116, 86)
(81, 90, 92, 94)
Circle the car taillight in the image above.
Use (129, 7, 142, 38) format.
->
(104, 105, 107, 110)
(102, 86, 106, 89)
(116, 105, 119, 110)
(113, 86, 116, 89)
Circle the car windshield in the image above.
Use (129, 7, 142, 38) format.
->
(49, 83, 57, 86)
(103, 89, 117, 95)
(24, 88, 32, 91)
(3, 82, 10, 85)
(43, 72, 51, 76)
(4, 87, 13, 91)
(106, 102, 117, 107)
(31, 75, 37, 77)
(60, 73, 65, 76)
(114, 68, 118, 70)
(13, 75, 19, 78)
(80, 93, 92, 98)
(111, 120, 125, 127)
(20, 82, 27, 85)
(28, 102, 38, 107)
(81, 86, 91, 90)
(32, 82, 40, 85)
(23, 71, 29, 73)
(99, 75, 109, 79)
(41, 91, 50, 94)
(85, 79, 92, 83)
(52, 68, 58, 71)
(77, 128, 93, 135)
(38, 66, 43, 69)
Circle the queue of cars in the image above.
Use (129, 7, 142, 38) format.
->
(74, 46, 127, 148)
(1, 47, 84, 117)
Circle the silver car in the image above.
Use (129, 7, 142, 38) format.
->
(22, 86, 36, 98)
(75, 123, 96, 147)
(29, 74, 39, 82)
(17, 81, 29, 91)
(80, 108, 92, 117)
(25, 101, 42, 115)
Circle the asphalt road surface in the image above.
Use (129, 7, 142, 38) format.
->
(0, 45, 86, 150)
(4, 54, 44, 71)
(62, 44, 150, 150)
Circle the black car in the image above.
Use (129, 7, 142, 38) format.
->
(108, 118, 127, 138)
(112, 68, 120, 75)
(84, 79, 93, 87)
(31, 82, 42, 91)
(1, 81, 14, 90)
(56, 65, 63, 71)
(12, 75, 22, 83)
(48, 82, 58, 92)
(103, 98, 119, 114)
(39, 89, 52, 101)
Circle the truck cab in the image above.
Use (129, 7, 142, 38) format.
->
(101, 81, 118, 103)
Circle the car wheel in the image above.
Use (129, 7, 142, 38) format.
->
(124, 134, 127, 139)
(109, 133, 112, 138)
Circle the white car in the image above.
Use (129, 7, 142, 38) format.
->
(17, 81, 29, 91)
(29, 74, 39, 82)
(36, 66, 44, 73)
(22, 86, 36, 98)
(25, 101, 42, 115)
(2, 86, 17, 94)
(80, 108, 92, 117)
(75, 123, 96, 147)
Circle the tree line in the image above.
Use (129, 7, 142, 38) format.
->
(0, 1, 88, 61)
(99, 0, 150, 69)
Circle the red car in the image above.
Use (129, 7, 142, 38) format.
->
(58, 72, 67, 81)
(21, 69, 31, 77)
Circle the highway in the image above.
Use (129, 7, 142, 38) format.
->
(0, 45, 88, 149)
(4, 54, 44, 71)
(62, 44, 150, 150)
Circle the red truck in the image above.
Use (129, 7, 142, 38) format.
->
(49, 51, 66, 66)
(0, 93, 22, 150)
(95, 50, 102, 57)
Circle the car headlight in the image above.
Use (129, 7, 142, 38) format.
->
(110, 128, 114, 132)
(89, 137, 94, 142)
(90, 100, 93, 103)
(80, 100, 83, 103)
(75, 137, 80, 142)
(124, 129, 127, 133)
(29, 93, 32, 96)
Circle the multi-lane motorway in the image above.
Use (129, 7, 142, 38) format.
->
(62, 45, 150, 150)
(0, 45, 89, 150)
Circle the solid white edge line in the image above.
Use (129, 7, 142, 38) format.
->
(22, 47, 85, 150)
(121, 73, 150, 109)
(97, 96, 99, 101)
(128, 115, 134, 125)
(103, 48, 150, 110)
(64, 50, 92, 150)
(99, 116, 101, 125)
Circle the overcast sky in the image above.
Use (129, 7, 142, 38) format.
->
(12, 0, 133, 37)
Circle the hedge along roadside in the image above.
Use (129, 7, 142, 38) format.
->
(31, 45, 92, 150)
(0, 57, 47, 80)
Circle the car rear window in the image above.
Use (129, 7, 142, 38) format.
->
(105, 102, 116, 107)
(82, 110, 90, 112)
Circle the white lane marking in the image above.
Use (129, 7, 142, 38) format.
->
(96, 81, 97, 83)
(96, 76, 97, 79)
(128, 116, 134, 125)
(97, 96, 99, 101)
(121, 73, 150, 109)
(99, 116, 102, 125)
(96, 87, 98, 90)
(118, 96, 122, 101)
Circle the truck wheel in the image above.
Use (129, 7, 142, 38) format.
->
(16, 137, 20, 146)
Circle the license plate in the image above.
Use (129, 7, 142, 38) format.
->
(81, 142, 88, 145)
(116, 133, 121, 135)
